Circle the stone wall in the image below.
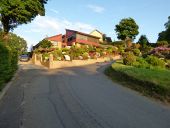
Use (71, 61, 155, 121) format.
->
(32, 54, 121, 69)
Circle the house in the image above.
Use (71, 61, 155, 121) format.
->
(34, 29, 101, 50)
(90, 29, 112, 43)
(46, 34, 63, 49)
(65, 29, 100, 47)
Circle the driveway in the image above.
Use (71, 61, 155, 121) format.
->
(0, 63, 170, 128)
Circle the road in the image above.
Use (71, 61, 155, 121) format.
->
(0, 63, 170, 128)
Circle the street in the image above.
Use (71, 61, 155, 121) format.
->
(0, 63, 170, 128)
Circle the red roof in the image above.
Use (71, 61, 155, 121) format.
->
(46, 34, 62, 41)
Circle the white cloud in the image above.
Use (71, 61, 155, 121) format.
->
(29, 15, 95, 34)
(50, 9, 59, 14)
(14, 15, 95, 50)
(87, 5, 105, 13)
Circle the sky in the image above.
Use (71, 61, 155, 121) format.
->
(13, 0, 170, 50)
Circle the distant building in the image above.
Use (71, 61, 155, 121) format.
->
(34, 29, 106, 50)
(90, 29, 112, 43)
(65, 29, 100, 47)
(46, 34, 63, 48)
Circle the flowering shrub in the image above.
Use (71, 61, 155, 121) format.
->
(150, 47, 170, 59)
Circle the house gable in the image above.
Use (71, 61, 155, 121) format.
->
(90, 30, 104, 43)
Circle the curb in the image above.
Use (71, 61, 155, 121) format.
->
(0, 66, 22, 101)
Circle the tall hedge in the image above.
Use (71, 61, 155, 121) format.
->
(0, 42, 18, 90)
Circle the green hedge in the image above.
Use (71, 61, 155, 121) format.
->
(105, 62, 170, 102)
(0, 42, 18, 90)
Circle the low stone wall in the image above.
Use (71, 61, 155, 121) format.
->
(49, 56, 121, 69)
(32, 54, 121, 69)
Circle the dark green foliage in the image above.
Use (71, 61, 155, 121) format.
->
(157, 16, 170, 43)
(115, 18, 139, 40)
(105, 63, 170, 102)
(145, 55, 165, 68)
(164, 16, 170, 29)
(123, 52, 136, 65)
(38, 39, 52, 48)
(0, 0, 48, 33)
(0, 42, 18, 89)
(137, 35, 149, 47)
(156, 41, 169, 47)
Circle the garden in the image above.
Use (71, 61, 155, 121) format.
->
(106, 40, 170, 102)
(33, 39, 119, 62)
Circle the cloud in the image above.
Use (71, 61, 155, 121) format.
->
(28, 15, 95, 34)
(87, 5, 105, 13)
(14, 15, 95, 49)
(50, 9, 59, 14)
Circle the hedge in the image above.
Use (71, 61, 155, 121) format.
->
(0, 42, 18, 90)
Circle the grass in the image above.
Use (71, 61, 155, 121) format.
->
(105, 61, 170, 102)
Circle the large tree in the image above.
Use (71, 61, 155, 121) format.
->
(0, 0, 48, 34)
(115, 18, 139, 40)
(158, 16, 170, 43)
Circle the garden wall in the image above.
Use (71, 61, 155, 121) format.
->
(32, 54, 121, 69)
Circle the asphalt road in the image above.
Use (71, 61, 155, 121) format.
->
(0, 63, 170, 128)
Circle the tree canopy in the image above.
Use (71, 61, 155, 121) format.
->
(38, 39, 52, 48)
(0, 32, 27, 54)
(137, 35, 149, 47)
(164, 16, 170, 29)
(158, 16, 170, 43)
(0, 0, 48, 34)
(115, 18, 139, 40)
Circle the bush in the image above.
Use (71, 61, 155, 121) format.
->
(133, 48, 141, 56)
(0, 42, 18, 89)
(133, 57, 150, 68)
(145, 55, 165, 68)
(123, 52, 136, 65)
(157, 41, 168, 47)
(82, 52, 89, 60)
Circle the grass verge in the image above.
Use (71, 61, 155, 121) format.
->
(105, 62, 170, 102)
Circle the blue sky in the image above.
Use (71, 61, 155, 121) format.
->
(13, 0, 170, 50)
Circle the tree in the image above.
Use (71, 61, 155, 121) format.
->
(115, 18, 139, 40)
(6, 33, 27, 54)
(137, 35, 149, 47)
(0, 0, 48, 34)
(164, 16, 170, 29)
(157, 16, 170, 43)
(38, 39, 52, 48)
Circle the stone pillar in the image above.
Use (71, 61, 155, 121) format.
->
(49, 54, 53, 69)
(40, 54, 43, 62)
(32, 54, 37, 64)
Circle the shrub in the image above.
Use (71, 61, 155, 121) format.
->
(133, 48, 141, 56)
(42, 53, 49, 60)
(82, 52, 89, 60)
(0, 42, 18, 89)
(133, 57, 150, 68)
(123, 52, 136, 65)
(145, 55, 165, 68)
(157, 41, 168, 47)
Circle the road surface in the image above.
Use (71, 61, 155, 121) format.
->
(0, 63, 170, 128)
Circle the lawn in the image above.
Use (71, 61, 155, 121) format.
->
(105, 62, 170, 102)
